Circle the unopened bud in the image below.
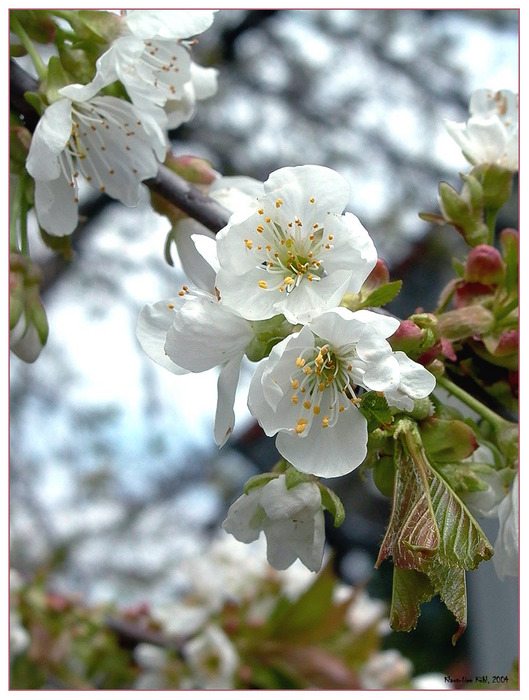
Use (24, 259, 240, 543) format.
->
(437, 305, 494, 341)
(475, 163, 514, 212)
(464, 244, 505, 285)
(362, 258, 390, 292)
(454, 281, 494, 308)
(494, 329, 519, 357)
(388, 320, 424, 355)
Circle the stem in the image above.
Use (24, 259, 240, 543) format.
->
(436, 374, 510, 431)
(485, 208, 497, 246)
(10, 14, 47, 81)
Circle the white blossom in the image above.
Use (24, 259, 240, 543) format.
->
(183, 625, 239, 690)
(136, 254, 254, 447)
(75, 10, 218, 129)
(248, 308, 434, 478)
(222, 474, 325, 572)
(445, 88, 518, 171)
(215, 165, 378, 324)
(492, 472, 519, 580)
(26, 88, 167, 236)
(359, 649, 413, 690)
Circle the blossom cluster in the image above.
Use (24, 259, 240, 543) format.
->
(25, 10, 218, 236)
(137, 163, 436, 571)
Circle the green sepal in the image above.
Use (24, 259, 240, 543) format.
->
(284, 466, 311, 490)
(372, 455, 396, 498)
(68, 10, 122, 43)
(44, 55, 72, 103)
(317, 484, 345, 527)
(243, 472, 278, 495)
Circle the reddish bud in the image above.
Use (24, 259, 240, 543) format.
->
(454, 281, 494, 308)
(464, 244, 505, 285)
(388, 320, 423, 354)
(494, 329, 519, 357)
(362, 258, 390, 292)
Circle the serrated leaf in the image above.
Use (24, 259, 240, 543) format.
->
(375, 439, 440, 569)
(434, 462, 490, 493)
(318, 484, 345, 527)
(360, 280, 402, 308)
(424, 558, 467, 644)
(359, 391, 393, 428)
(389, 568, 435, 632)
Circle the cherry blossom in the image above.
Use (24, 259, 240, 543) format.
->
(222, 474, 325, 572)
(248, 308, 435, 477)
(215, 165, 378, 324)
(25, 88, 167, 235)
(445, 88, 518, 171)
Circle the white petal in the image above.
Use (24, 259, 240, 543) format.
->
(324, 212, 378, 292)
(125, 10, 216, 40)
(26, 99, 72, 180)
(393, 351, 436, 398)
(276, 404, 368, 478)
(493, 473, 519, 580)
(264, 164, 351, 214)
(173, 221, 216, 292)
(260, 477, 321, 520)
(280, 269, 352, 324)
(34, 175, 79, 236)
(222, 489, 265, 544)
(214, 354, 244, 447)
(190, 63, 218, 99)
(136, 299, 189, 374)
(164, 296, 253, 372)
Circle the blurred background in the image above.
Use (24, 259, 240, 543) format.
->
(10, 8, 519, 682)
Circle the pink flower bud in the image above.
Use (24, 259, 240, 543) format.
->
(494, 329, 519, 357)
(464, 244, 505, 285)
(388, 320, 423, 354)
(454, 281, 494, 308)
(362, 257, 390, 292)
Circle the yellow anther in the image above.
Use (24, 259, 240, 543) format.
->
(303, 400, 311, 410)
(322, 416, 329, 428)
(245, 239, 253, 250)
(178, 291, 185, 296)
(256, 225, 264, 233)
(313, 405, 321, 415)
(328, 234, 334, 240)
(258, 208, 264, 215)
(313, 223, 319, 229)
(339, 406, 345, 412)
(168, 303, 174, 309)
(291, 379, 299, 389)
(308, 274, 314, 281)
(304, 366, 312, 375)
(182, 286, 188, 291)
(320, 346, 328, 354)
(258, 280, 268, 289)
(318, 382, 325, 392)
(291, 394, 298, 404)
(266, 217, 271, 223)
(275, 198, 283, 208)
(309, 197, 315, 203)
(296, 356, 305, 367)
(309, 234, 315, 241)
(284, 276, 295, 286)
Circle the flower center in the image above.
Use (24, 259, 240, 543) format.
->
(288, 340, 360, 434)
(248, 199, 335, 294)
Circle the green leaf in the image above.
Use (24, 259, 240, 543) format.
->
(375, 438, 440, 570)
(318, 483, 345, 527)
(389, 567, 434, 633)
(360, 280, 402, 308)
(434, 462, 490, 494)
(359, 391, 393, 429)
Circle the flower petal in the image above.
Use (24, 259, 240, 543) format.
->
(136, 299, 189, 374)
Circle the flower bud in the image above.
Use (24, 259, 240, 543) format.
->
(499, 228, 519, 257)
(494, 329, 519, 357)
(475, 163, 514, 213)
(464, 244, 505, 285)
(388, 320, 424, 355)
(437, 179, 489, 246)
(437, 305, 494, 342)
(454, 281, 494, 308)
(362, 257, 390, 292)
